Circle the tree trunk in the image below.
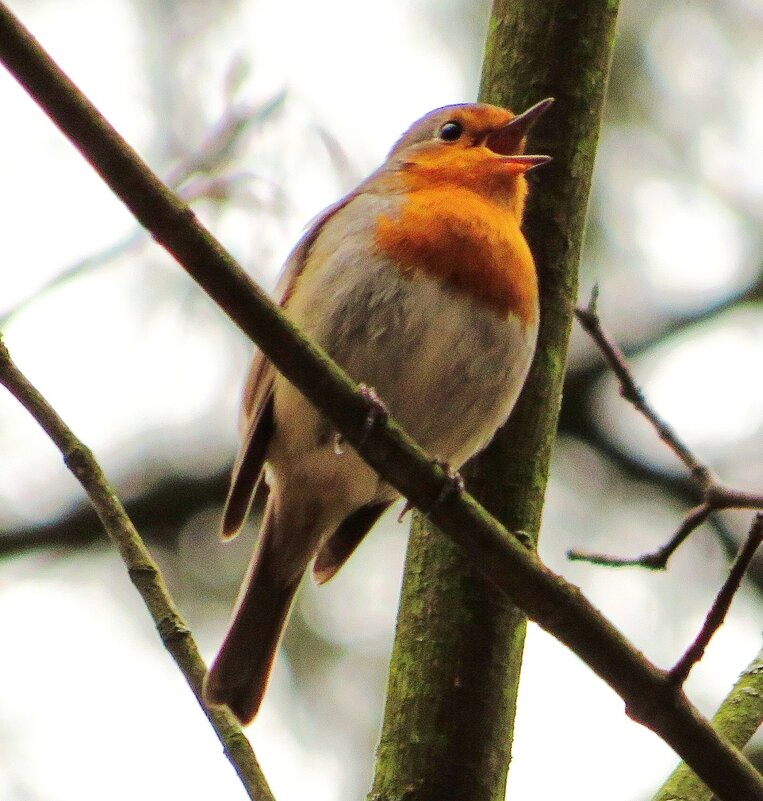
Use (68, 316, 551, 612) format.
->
(370, 3, 619, 800)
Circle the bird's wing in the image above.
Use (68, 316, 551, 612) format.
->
(220, 193, 359, 540)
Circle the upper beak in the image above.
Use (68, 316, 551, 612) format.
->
(485, 97, 554, 170)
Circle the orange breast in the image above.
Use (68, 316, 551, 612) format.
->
(374, 187, 538, 326)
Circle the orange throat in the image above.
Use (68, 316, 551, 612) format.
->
(374, 186, 538, 326)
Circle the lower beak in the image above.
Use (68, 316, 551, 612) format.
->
(485, 97, 554, 169)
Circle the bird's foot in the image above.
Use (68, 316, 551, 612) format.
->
(397, 462, 464, 522)
(433, 460, 465, 507)
(358, 384, 389, 444)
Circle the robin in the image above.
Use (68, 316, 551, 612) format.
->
(204, 98, 553, 723)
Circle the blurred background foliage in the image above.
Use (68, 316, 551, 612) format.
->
(0, 0, 761, 799)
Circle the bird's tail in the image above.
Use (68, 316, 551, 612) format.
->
(204, 504, 301, 723)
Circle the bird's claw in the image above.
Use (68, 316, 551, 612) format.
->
(358, 384, 389, 444)
(433, 460, 465, 507)
(397, 462, 464, 523)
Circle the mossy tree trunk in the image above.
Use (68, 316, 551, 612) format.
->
(370, 3, 620, 800)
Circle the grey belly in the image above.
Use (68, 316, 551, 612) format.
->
(302, 262, 536, 466)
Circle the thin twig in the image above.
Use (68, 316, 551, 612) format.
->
(569, 294, 763, 568)
(573, 297, 763, 690)
(1, 8, 762, 799)
(575, 289, 706, 476)
(569, 503, 712, 568)
(0, 338, 275, 801)
(669, 514, 763, 685)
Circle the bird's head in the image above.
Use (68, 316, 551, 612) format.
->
(385, 98, 553, 218)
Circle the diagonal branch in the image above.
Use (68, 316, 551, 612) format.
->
(0, 6, 761, 800)
(0, 339, 275, 801)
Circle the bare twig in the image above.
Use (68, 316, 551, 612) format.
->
(165, 90, 286, 185)
(669, 514, 763, 685)
(0, 338, 275, 801)
(0, 469, 230, 556)
(1, 7, 762, 799)
(575, 288, 706, 476)
(569, 295, 763, 568)
(568, 502, 713, 568)
(573, 298, 763, 691)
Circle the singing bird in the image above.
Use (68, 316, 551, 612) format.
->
(204, 98, 553, 723)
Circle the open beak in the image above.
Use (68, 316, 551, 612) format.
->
(485, 97, 554, 170)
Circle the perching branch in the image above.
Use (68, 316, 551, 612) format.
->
(0, 339, 275, 801)
(0, 5, 761, 800)
(570, 293, 763, 569)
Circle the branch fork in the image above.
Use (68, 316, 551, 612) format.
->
(571, 295, 763, 685)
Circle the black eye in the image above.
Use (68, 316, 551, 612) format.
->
(438, 121, 463, 142)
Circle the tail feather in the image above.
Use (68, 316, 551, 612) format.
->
(204, 507, 300, 723)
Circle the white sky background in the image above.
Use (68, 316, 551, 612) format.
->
(0, 0, 762, 800)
